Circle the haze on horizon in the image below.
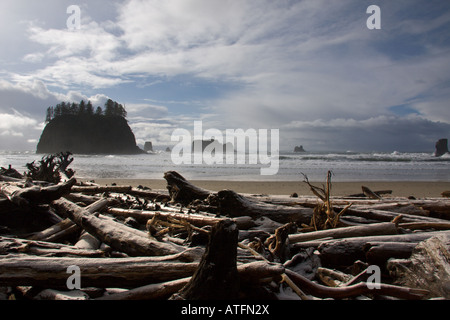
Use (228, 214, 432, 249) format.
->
(0, 0, 449, 153)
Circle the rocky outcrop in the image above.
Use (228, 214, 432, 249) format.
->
(144, 141, 154, 152)
(192, 139, 234, 153)
(36, 115, 144, 154)
(294, 145, 306, 153)
(434, 139, 449, 157)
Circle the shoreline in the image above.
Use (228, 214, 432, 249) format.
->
(78, 178, 450, 198)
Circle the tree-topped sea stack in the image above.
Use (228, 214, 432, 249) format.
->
(37, 99, 144, 154)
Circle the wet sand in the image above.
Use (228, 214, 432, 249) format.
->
(80, 178, 450, 198)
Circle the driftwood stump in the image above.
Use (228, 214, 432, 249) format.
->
(171, 219, 239, 300)
(164, 171, 211, 205)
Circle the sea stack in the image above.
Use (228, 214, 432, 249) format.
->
(434, 138, 449, 157)
(37, 115, 144, 154)
(144, 141, 154, 152)
(294, 145, 306, 153)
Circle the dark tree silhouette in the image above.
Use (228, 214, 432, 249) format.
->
(44, 99, 127, 122)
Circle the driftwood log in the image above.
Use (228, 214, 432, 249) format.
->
(164, 171, 211, 205)
(0, 236, 105, 257)
(289, 222, 398, 243)
(0, 254, 199, 288)
(1, 160, 450, 301)
(216, 189, 314, 224)
(1, 177, 76, 209)
(312, 230, 450, 268)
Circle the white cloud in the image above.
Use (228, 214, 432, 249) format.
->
(125, 103, 168, 115)
(0, 110, 40, 149)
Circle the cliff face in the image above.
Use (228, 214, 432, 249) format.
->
(36, 115, 144, 154)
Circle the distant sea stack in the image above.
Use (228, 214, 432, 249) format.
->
(37, 99, 144, 155)
(192, 139, 235, 153)
(144, 141, 154, 152)
(294, 145, 306, 153)
(434, 138, 449, 157)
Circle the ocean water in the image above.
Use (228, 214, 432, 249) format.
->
(1, 150, 449, 182)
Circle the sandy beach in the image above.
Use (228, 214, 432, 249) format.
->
(80, 178, 450, 198)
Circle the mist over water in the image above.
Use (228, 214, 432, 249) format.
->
(1, 150, 449, 182)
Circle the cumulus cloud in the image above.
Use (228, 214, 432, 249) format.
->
(0, 110, 40, 150)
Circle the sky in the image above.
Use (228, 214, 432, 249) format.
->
(0, 0, 449, 152)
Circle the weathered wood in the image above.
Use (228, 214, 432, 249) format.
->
(0, 236, 105, 257)
(0, 174, 23, 182)
(107, 207, 223, 228)
(52, 198, 188, 257)
(348, 190, 392, 198)
(164, 171, 211, 205)
(289, 222, 398, 244)
(64, 192, 102, 205)
(0, 254, 199, 288)
(342, 206, 448, 224)
(28, 198, 109, 242)
(216, 189, 313, 224)
(70, 185, 132, 194)
(266, 223, 296, 263)
(237, 261, 285, 284)
(284, 269, 428, 299)
(361, 186, 382, 199)
(74, 231, 102, 250)
(34, 289, 90, 300)
(128, 187, 171, 201)
(399, 221, 450, 231)
(297, 231, 450, 268)
(172, 219, 239, 300)
(363, 241, 418, 266)
(97, 261, 285, 300)
(1, 177, 76, 209)
(28, 218, 76, 241)
(25, 152, 74, 183)
(97, 277, 192, 300)
(388, 233, 450, 299)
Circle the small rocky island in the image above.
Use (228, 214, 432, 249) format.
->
(294, 145, 306, 153)
(434, 138, 449, 157)
(37, 99, 144, 154)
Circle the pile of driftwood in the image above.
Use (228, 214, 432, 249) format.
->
(0, 154, 449, 300)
